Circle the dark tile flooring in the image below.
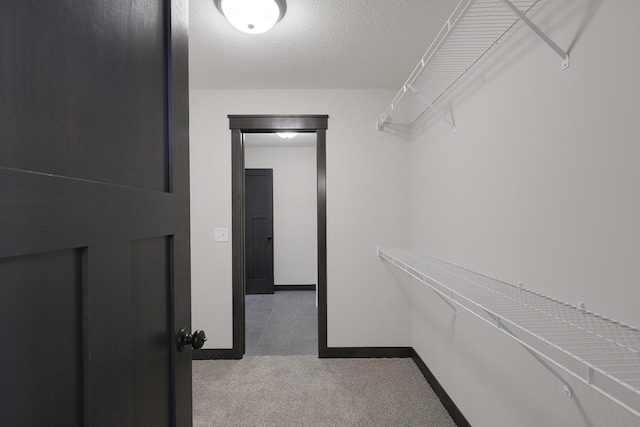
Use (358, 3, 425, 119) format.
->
(245, 290, 318, 356)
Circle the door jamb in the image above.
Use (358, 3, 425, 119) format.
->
(229, 115, 329, 358)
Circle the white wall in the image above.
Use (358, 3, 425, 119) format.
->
(245, 144, 317, 286)
(190, 89, 412, 349)
(408, 1, 640, 426)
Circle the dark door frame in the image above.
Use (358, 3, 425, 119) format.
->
(229, 115, 328, 358)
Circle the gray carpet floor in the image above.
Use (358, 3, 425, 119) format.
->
(193, 356, 456, 427)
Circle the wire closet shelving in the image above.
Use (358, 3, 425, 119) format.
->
(378, 248, 640, 419)
(377, 0, 569, 131)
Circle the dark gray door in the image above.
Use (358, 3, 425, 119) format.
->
(245, 169, 274, 294)
(0, 1, 193, 426)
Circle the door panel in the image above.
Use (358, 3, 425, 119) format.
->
(131, 237, 172, 427)
(87, 243, 133, 427)
(0, 1, 168, 191)
(0, 250, 83, 427)
(246, 177, 268, 212)
(0, 1, 192, 426)
(247, 217, 269, 281)
(86, 238, 173, 427)
(245, 169, 274, 294)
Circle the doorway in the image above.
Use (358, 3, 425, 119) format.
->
(229, 115, 328, 358)
(244, 133, 318, 355)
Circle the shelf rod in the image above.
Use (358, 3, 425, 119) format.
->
(499, 0, 570, 69)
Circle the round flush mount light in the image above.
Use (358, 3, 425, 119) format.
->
(277, 132, 297, 139)
(214, 0, 287, 35)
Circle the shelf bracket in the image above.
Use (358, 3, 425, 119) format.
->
(407, 85, 457, 132)
(433, 288, 458, 315)
(492, 314, 574, 398)
(499, 0, 570, 69)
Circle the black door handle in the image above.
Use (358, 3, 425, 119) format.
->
(267, 235, 272, 240)
(177, 328, 206, 352)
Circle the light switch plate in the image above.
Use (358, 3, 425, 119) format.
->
(214, 228, 229, 242)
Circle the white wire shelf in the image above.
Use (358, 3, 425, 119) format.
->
(378, 248, 640, 419)
(377, 0, 569, 131)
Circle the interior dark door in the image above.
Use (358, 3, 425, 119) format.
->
(245, 169, 274, 294)
(0, 1, 193, 426)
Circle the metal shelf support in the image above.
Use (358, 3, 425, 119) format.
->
(500, 0, 570, 70)
(492, 312, 574, 397)
(408, 85, 457, 132)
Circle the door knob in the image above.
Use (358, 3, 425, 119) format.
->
(267, 235, 272, 240)
(177, 328, 207, 352)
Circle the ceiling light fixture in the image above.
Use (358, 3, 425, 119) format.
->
(277, 132, 297, 139)
(214, 0, 286, 35)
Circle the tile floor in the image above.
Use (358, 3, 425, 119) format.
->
(245, 290, 318, 356)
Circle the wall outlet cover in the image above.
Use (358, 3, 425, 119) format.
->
(214, 228, 229, 242)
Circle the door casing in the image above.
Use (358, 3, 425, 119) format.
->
(229, 115, 328, 358)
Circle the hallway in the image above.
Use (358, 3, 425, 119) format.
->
(245, 290, 318, 356)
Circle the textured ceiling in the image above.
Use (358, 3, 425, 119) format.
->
(189, 0, 460, 89)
